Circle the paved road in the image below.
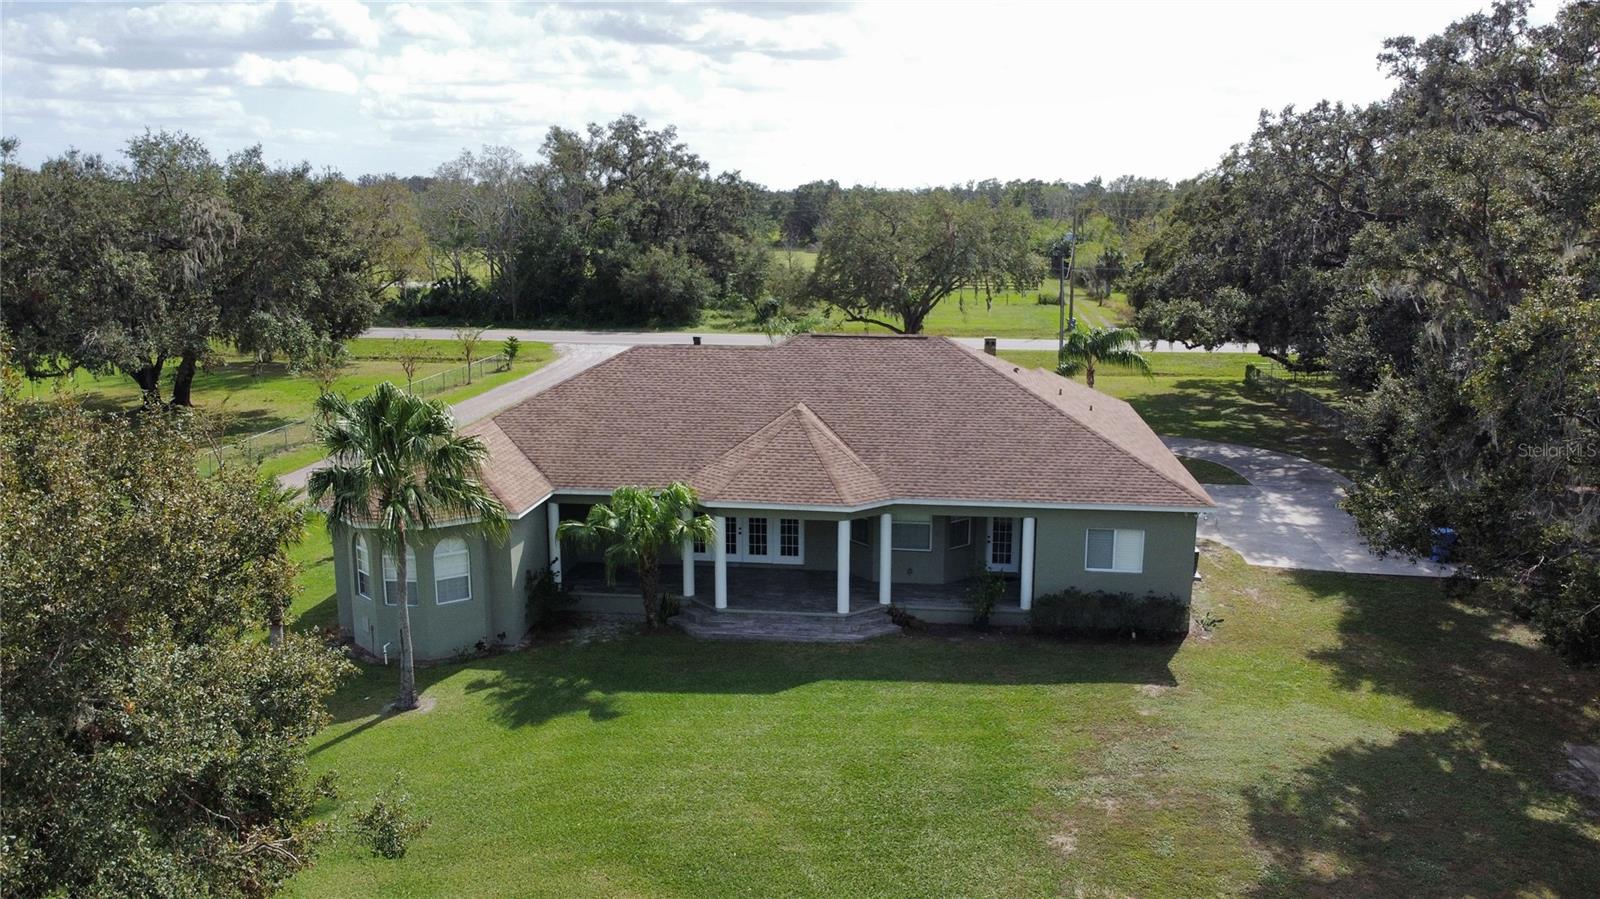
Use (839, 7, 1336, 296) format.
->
(277, 343, 628, 491)
(364, 326, 1258, 355)
(1165, 437, 1451, 578)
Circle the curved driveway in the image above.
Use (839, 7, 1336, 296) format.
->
(1164, 437, 1451, 578)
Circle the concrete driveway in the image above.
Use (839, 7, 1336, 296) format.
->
(277, 342, 627, 492)
(1164, 437, 1451, 578)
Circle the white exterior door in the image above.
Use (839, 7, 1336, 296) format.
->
(695, 516, 804, 564)
(987, 517, 1019, 572)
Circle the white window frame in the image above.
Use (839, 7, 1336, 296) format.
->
(947, 517, 972, 550)
(1085, 528, 1145, 574)
(354, 536, 372, 600)
(891, 513, 934, 553)
(433, 538, 472, 605)
(777, 517, 803, 561)
(382, 546, 419, 606)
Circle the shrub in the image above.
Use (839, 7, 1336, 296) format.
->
(886, 604, 917, 629)
(659, 593, 682, 620)
(524, 563, 574, 631)
(965, 567, 1007, 629)
(1030, 588, 1189, 640)
(351, 781, 431, 859)
(502, 335, 521, 369)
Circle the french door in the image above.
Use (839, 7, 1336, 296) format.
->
(695, 516, 804, 564)
(987, 517, 1019, 572)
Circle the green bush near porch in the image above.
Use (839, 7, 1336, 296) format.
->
(1029, 588, 1190, 639)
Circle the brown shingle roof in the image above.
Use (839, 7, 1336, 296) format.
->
(460, 418, 553, 512)
(489, 335, 1212, 513)
(692, 402, 889, 506)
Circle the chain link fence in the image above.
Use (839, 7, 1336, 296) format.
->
(1244, 364, 1353, 431)
(210, 353, 508, 470)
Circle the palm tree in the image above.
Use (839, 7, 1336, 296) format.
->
(558, 483, 714, 629)
(1056, 324, 1152, 389)
(306, 382, 506, 711)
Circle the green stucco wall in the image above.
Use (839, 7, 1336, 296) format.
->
(329, 498, 1199, 659)
(332, 518, 530, 662)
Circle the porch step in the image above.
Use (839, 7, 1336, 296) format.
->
(672, 601, 902, 643)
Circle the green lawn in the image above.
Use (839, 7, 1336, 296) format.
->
(1179, 456, 1251, 485)
(769, 247, 819, 271)
(40, 341, 555, 474)
(1000, 351, 1364, 475)
(284, 544, 1600, 897)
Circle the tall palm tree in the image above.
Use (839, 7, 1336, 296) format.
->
(558, 483, 714, 629)
(307, 382, 506, 711)
(1056, 324, 1153, 388)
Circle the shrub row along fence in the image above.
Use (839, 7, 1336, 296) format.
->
(212, 354, 508, 469)
(1244, 364, 1353, 431)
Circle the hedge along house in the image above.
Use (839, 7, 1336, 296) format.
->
(328, 335, 1213, 656)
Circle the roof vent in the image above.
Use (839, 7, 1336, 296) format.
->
(692, 335, 702, 346)
(983, 337, 997, 355)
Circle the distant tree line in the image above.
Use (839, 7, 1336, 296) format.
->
(1129, 0, 1600, 662)
(1, 119, 1179, 393)
(1, 133, 396, 405)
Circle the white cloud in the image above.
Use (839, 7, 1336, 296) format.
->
(386, 3, 472, 45)
(234, 53, 359, 93)
(0, 0, 1528, 187)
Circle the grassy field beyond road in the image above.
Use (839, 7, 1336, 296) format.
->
(39, 340, 555, 442)
(284, 544, 1600, 897)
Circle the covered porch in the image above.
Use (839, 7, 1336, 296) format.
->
(547, 502, 1038, 618)
(565, 562, 1025, 617)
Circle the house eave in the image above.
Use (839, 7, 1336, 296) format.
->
(515, 488, 1209, 517)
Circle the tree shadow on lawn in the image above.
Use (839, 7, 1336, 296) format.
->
(339, 627, 1185, 731)
(1247, 571, 1600, 897)
(1127, 380, 1363, 475)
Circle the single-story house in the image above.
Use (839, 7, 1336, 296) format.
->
(329, 335, 1213, 657)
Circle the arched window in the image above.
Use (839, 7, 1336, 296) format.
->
(434, 538, 472, 604)
(353, 536, 372, 599)
(382, 546, 418, 606)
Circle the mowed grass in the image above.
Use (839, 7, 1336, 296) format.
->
(285, 545, 1600, 897)
(699, 292, 1126, 338)
(1179, 456, 1251, 485)
(1001, 351, 1364, 474)
(38, 340, 555, 443)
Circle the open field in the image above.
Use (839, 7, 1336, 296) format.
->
(35, 340, 555, 443)
(702, 270, 1131, 338)
(283, 542, 1600, 897)
(1000, 351, 1363, 475)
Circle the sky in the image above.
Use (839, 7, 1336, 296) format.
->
(0, 0, 1531, 189)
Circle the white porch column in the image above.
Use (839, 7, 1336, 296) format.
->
(713, 515, 728, 609)
(1020, 516, 1037, 611)
(546, 501, 562, 586)
(836, 519, 852, 615)
(680, 511, 696, 599)
(878, 513, 893, 605)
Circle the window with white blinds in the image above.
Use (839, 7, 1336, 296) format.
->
(354, 536, 372, 599)
(434, 538, 472, 604)
(891, 513, 933, 552)
(382, 546, 419, 606)
(1085, 528, 1144, 573)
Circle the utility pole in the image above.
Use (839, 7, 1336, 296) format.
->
(1066, 207, 1080, 335)
(1056, 237, 1067, 360)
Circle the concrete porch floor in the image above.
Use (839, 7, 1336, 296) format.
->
(565, 562, 1022, 616)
